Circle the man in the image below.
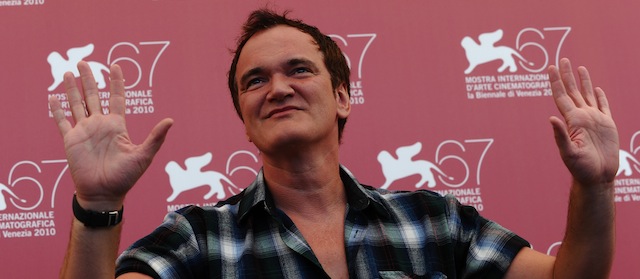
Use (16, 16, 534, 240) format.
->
(51, 9, 617, 279)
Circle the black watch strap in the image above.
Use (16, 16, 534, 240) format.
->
(72, 194, 123, 227)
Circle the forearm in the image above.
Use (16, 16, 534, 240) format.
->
(553, 180, 615, 279)
(60, 199, 124, 279)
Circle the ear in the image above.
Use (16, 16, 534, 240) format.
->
(245, 129, 253, 143)
(335, 83, 351, 119)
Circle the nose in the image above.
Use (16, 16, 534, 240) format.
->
(266, 74, 294, 102)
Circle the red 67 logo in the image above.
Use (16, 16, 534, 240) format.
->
(329, 33, 376, 105)
(462, 27, 572, 75)
(46, 41, 170, 117)
(0, 159, 69, 211)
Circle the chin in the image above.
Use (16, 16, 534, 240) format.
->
(254, 131, 314, 152)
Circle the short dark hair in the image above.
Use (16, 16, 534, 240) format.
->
(227, 9, 351, 141)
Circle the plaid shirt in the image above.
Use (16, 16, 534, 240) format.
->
(116, 166, 529, 278)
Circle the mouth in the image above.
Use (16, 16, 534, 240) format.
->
(266, 106, 299, 118)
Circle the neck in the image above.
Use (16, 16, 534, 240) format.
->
(261, 142, 346, 218)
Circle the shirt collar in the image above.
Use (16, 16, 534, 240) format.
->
(237, 165, 389, 224)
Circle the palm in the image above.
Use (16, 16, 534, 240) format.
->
(63, 113, 138, 197)
(50, 62, 172, 205)
(549, 59, 619, 186)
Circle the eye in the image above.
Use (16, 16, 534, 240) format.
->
(249, 78, 263, 85)
(244, 77, 266, 91)
(291, 67, 312, 75)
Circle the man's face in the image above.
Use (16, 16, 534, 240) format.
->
(235, 25, 350, 154)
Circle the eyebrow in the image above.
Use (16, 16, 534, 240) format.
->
(238, 57, 320, 89)
(286, 57, 318, 70)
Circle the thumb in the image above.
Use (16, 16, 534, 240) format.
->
(549, 116, 571, 155)
(141, 118, 174, 157)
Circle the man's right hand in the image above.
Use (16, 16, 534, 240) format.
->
(49, 61, 173, 211)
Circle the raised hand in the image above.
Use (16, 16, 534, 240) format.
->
(49, 61, 173, 209)
(548, 58, 619, 187)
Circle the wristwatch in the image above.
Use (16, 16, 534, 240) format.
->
(72, 194, 123, 227)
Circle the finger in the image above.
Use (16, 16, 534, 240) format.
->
(577, 66, 596, 107)
(48, 95, 72, 136)
(108, 64, 126, 116)
(63, 70, 87, 123)
(140, 118, 174, 159)
(559, 58, 587, 107)
(78, 61, 102, 115)
(548, 63, 575, 118)
(595, 87, 612, 116)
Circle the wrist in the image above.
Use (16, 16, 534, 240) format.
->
(74, 192, 125, 211)
(572, 179, 615, 193)
(72, 193, 124, 228)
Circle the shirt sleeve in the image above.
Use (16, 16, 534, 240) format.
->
(443, 194, 530, 278)
(116, 206, 206, 278)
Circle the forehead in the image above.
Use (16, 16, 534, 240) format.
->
(236, 25, 323, 74)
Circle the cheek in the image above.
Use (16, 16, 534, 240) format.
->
(238, 95, 261, 123)
(238, 95, 252, 112)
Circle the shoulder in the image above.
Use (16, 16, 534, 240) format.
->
(357, 185, 460, 230)
(359, 184, 492, 232)
(361, 184, 455, 214)
(160, 190, 247, 234)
